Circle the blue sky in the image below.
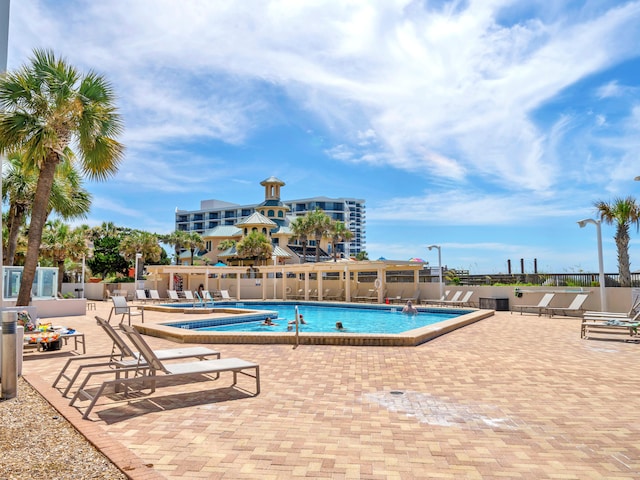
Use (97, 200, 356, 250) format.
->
(6, 0, 640, 273)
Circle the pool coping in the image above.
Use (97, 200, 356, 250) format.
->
(135, 302, 495, 346)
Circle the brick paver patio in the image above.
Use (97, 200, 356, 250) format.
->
(19, 301, 640, 479)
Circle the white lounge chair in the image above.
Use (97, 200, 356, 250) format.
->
(135, 289, 148, 303)
(422, 290, 451, 305)
(542, 293, 589, 318)
(54, 317, 220, 397)
(437, 291, 462, 307)
(71, 324, 259, 420)
(107, 295, 144, 326)
(220, 290, 236, 301)
(148, 290, 163, 302)
(511, 293, 555, 316)
(183, 290, 195, 301)
(167, 290, 183, 302)
(447, 291, 473, 307)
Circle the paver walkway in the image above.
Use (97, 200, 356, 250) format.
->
(19, 302, 640, 479)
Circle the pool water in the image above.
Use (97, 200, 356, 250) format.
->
(195, 304, 464, 334)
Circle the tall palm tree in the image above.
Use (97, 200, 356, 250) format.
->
(3, 150, 91, 265)
(290, 215, 312, 263)
(120, 230, 163, 279)
(0, 49, 124, 305)
(328, 220, 353, 261)
(2, 151, 36, 265)
(184, 231, 205, 266)
(594, 196, 640, 287)
(307, 208, 332, 263)
(162, 230, 191, 265)
(40, 220, 87, 293)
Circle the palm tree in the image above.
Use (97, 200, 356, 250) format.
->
(594, 196, 640, 287)
(328, 220, 353, 261)
(290, 215, 312, 263)
(3, 150, 91, 266)
(236, 231, 273, 265)
(40, 220, 88, 293)
(0, 49, 124, 306)
(184, 231, 205, 266)
(120, 230, 163, 280)
(307, 208, 332, 263)
(2, 151, 36, 265)
(162, 230, 191, 265)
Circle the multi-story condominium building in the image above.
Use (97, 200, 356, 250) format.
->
(175, 177, 366, 259)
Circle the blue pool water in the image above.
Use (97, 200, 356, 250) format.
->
(169, 303, 468, 334)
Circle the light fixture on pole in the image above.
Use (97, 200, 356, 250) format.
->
(577, 219, 606, 311)
(427, 245, 443, 299)
(134, 253, 143, 291)
(80, 241, 94, 299)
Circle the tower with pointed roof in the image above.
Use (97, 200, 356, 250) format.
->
(256, 176, 289, 227)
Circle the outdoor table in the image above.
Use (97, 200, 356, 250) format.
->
(24, 330, 62, 351)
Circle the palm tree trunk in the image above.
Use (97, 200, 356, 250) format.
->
(315, 235, 321, 263)
(616, 226, 631, 287)
(57, 259, 65, 294)
(5, 203, 26, 266)
(17, 156, 59, 306)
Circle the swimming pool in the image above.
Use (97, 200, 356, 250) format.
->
(137, 301, 493, 347)
(191, 303, 462, 334)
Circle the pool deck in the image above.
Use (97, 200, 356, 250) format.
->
(17, 300, 640, 478)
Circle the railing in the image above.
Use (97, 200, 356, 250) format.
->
(367, 269, 640, 287)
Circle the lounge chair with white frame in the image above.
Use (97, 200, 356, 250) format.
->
(135, 289, 148, 303)
(422, 290, 451, 305)
(542, 293, 589, 318)
(71, 323, 259, 420)
(435, 290, 462, 307)
(511, 293, 556, 316)
(54, 317, 220, 398)
(220, 290, 236, 301)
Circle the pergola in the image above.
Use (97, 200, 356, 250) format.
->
(146, 260, 425, 303)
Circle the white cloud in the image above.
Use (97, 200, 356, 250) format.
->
(368, 188, 581, 226)
(9, 0, 640, 197)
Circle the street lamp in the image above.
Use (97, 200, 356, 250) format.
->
(577, 219, 607, 311)
(427, 245, 443, 299)
(134, 253, 143, 291)
(80, 241, 94, 299)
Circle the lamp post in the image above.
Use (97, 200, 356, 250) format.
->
(427, 245, 443, 299)
(577, 219, 607, 311)
(80, 241, 94, 299)
(134, 253, 143, 291)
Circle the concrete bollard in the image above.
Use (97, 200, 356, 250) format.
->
(1, 311, 18, 399)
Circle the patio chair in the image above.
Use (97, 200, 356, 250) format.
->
(167, 290, 183, 302)
(450, 291, 474, 307)
(183, 290, 195, 301)
(402, 289, 421, 303)
(436, 290, 463, 307)
(202, 290, 215, 304)
(135, 289, 148, 303)
(148, 290, 163, 302)
(542, 293, 589, 318)
(325, 288, 344, 301)
(54, 317, 220, 397)
(107, 295, 144, 326)
(511, 293, 555, 316)
(220, 290, 236, 301)
(422, 290, 451, 305)
(71, 323, 259, 420)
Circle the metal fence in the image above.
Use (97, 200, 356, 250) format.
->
(378, 270, 640, 287)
